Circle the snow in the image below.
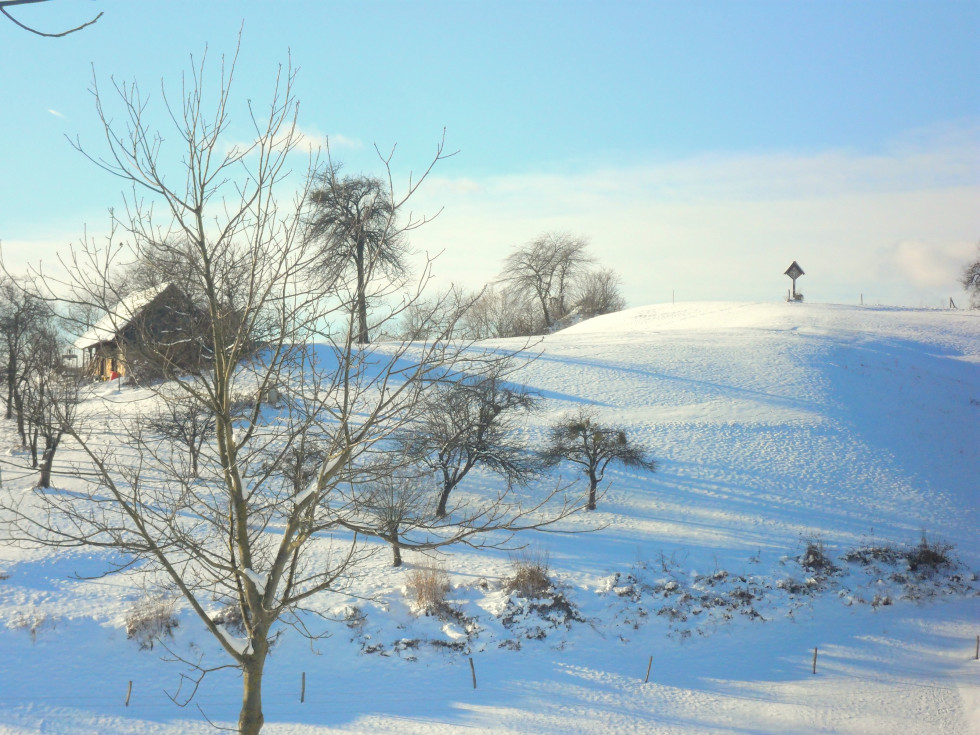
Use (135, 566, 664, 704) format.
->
(216, 625, 251, 657)
(73, 283, 174, 349)
(1, 300, 978, 734)
(242, 568, 267, 596)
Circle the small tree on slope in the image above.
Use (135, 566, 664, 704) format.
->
(399, 361, 541, 518)
(541, 407, 656, 511)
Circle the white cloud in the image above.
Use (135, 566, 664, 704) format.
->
(406, 122, 980, 307)
(325, 133, 362, 150)
(884, 240, 975, 289)
(47, 109, 67, 120)
(0, 237, 76, 280)
(223, 124, 362, 159)
(288, 125, 363, 154)
(13, 123, 975, 312)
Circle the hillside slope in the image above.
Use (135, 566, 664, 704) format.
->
(0, 301, 977, 734)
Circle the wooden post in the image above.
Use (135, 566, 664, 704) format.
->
(644, 655, 653, 683)
(125, 680, 132, 707)
(975, 635, 978, 660)
(300, 671, 306, 703)
(469, 657, 477, 689)
(812, 647, 818, 675)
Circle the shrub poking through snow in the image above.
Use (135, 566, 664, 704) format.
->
(499, 550, 586, 639)
(500, 587, 585, 639)
(9, 607, 54, 643)
(505, 548, 552, 598)
(406, 564, 451, 615)
(841, 544, 905, 566)
(905, 534, 953, 573)
(342, 605, 366, 632)
(211, 604, 246, 636)
(126, 596, 178, 650)
(799, 539, 839, 575)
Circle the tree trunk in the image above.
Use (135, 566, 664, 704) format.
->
(29, 426, 40, 467)
(37, 434, 60, 489)
(436, 484, 452, 519)
(391, 525, 402, 567)
(4, 353, 14, 420)
(537, 293, 551, 330)
(189, 440, 199, 477)
(13, 390, 26, 447)
(356, 289, 369, 345)
(238, 636, 269, 735)
(587, 469, 598, 511)
(355, 240, 369, 345)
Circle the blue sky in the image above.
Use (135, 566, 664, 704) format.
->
(1, 0, 978, 307)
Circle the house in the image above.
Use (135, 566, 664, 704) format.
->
(74, 283, 203, 381)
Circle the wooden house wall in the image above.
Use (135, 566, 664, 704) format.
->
(83, 286, 205, 381)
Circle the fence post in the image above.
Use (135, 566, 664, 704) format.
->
(812, 647, 818, 675)
(125, 680, 133, 707)
(644, 656, 653, 683)
(469, 657, 477, 689)
(300, 671, 306, 703)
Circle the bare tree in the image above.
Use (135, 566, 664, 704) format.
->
(541, 407, 656, 511)
(961, 242, 980, 309)
(459, 284, 537, 340)
(0, 276, 52, 441)
(143, 390, 216, 478)
(400, 362, 541, 518)
(0, 45, 579, 735)
(20, 325, 60, 467)
(21, 341, 81, 489)
(0, 0, 102, 37)
(110, 237, 203, 301)
(357, 461, 434, 567)
(305, 163, 429, 345)
(397, 285, 468, 341)
(575, 267, 627, 318)
(501, 232, 594, 331)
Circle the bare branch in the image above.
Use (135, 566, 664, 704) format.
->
(1, 0, 102, 38)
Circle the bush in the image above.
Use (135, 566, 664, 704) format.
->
(799, 540, 838, 574)
(9, 607, 54, 643)
(505, 548, 552, 598)
(405, 564, 451, 615)
(211, 604, 246, 636)
(126, 596, 179, 650)
(841, 544, 904, 566)
(906, 534, 953, 573)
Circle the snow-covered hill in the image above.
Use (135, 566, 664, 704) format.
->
(1, 301, 977, 734)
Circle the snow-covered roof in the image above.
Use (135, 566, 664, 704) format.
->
(73, 283, 175, 350)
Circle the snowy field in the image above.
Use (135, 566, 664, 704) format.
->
(0, 301, 977, 734)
